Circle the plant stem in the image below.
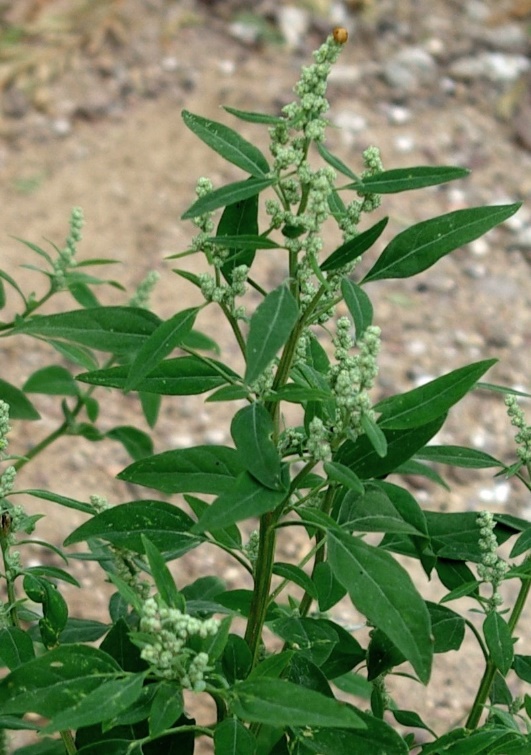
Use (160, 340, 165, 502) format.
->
(466, 556, 531, 730)
(60, 729, 77, 754)
(244, 511, 277, 668)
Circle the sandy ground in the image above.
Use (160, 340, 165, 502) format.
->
(1, 0, 531, 751)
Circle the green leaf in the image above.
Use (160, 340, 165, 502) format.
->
(141, 535, 183, 609)
(513, 655, 531, 683)
(341, 278, 373, 338)
(484, 612, 514, 675)
(78, 356, 238, 396)
(349, 166, 469, 194)
(214, 717, 256, 754)
(65, 500, 201, 557)
(324, 462, 364, 494)
(217, 191, 260, 278)
(362, 203, 521, 282)
(232, 678, 365, 729)
(317, 141, 359, 181)
(374, 359, 496, 429)
(124, 308, 199, 392)
(118, 445, 244, 495)
(223, 105, 284, 124)
(194, 472, 286, 533)
(149, 681, 184, 737)
(392, 709, 436, 734)
(0, 267, 27, 306)
(181, 176, 275, 220)
(22, 366, 79, 396)
(42, 672, 146, 733)
(339, 489, 423, 536)
(105, 425, 153, 461)
(336, 415, 446, 479)
(182, 110, 269, 177)
(0, 627, 35, 669)
(0, 378, 40, 420)
(327, 529, 432, 683)
(313, 561, 347, 612)
(272, 562, 318, 599)
(294, 712, 408, 754)
(510, 527, 531, 558)
(427, 602, 465, 652)
(231, 403, 283, 490)
(320, 217, 388, 272)
(245, 284, 299, 384)
(415, 445, 504, 469)
(270, 617, 338, 666)
(19, 489, 94, 515)
(0, 644, 120, 716)
(361, 412, 387, 457)
(209, 234, 281, 250)
(13, 307, 161, 353)
(59, 618, 109, 644)
(425, 511, 514, 562)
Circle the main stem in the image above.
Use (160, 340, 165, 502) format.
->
(244, 510, 277, 667)
(466, 557, 531, 729)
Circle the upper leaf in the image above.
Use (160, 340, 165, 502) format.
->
(124, 308, 199, 392)
(182, 110, 270, 177)
(244, 284, 299, 385)
(348, 166, 469, 194)
(320, 217, 388, 272)
(118, 445, 244, 495)
(374, 359, 496, 429)
(64, 500, 201, 558)
(78, 356, 238, 396)
(231, 403, 283, 490)
(181, 177, 275, 220)
(362, 203, 521, 282)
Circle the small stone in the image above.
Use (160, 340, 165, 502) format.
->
(449, 53, 530, 83)
(383, 46, 438, 92)
(2, 86, 30, 119)
(386, 104, 412, 125)
(51, 118, 72, 136)
(469, 238, 489, 256)
(393, 134, 415, 153)
(161, 56, 179, 72)
(276, 5, 310, 49)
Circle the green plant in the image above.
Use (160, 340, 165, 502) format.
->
(0, 28, 530, 755)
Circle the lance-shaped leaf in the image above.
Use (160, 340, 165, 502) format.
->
(64, 500, 201, 557)
(182, 110, 270, 177)
(42, 673, 146, 733)
(336, 415, 446, 480)
(78, 356, 238, 396)
(245, 284, 299, 385)
(118, 445, 244, 495)
(348, 166, 469, 194)
(317, 141, 359, 180)
(231, 403, 284, 490)
(217, 192, 259, 280)
(341, 278, 373, 338)
(0, 378, 40, 420)
(362, 203, 521, 283)
(124, 308, 199, 392)
(0, 645, 120, 716)
(223, 105, 285, 124)
(484, 612, 514, 676)
(231, 678, 365, 728)
(193, 472, 286, 533)
(328, 529, 432, 683)
(414, 445, 504, 469)
(320, 217, 388, 272)
(374, 359, 496, 429)
(181, 177, 275, 220)
(209, 234, 281, 250)
(13, 307, 161, 354)
(214, 717, 256, 755)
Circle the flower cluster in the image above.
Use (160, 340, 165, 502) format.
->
(52, 206, 84, 288)
(137, 596, 219, 690)
(0, 401, 16, 500)
(199, 264, 249, 319)
(329, 319, 381, 439)
(129, 270, 160, 309)
(505, 394, 531, 465)
(477, 510, 509, 608)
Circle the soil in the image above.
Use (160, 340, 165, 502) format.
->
(1, 0, 531, 752)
